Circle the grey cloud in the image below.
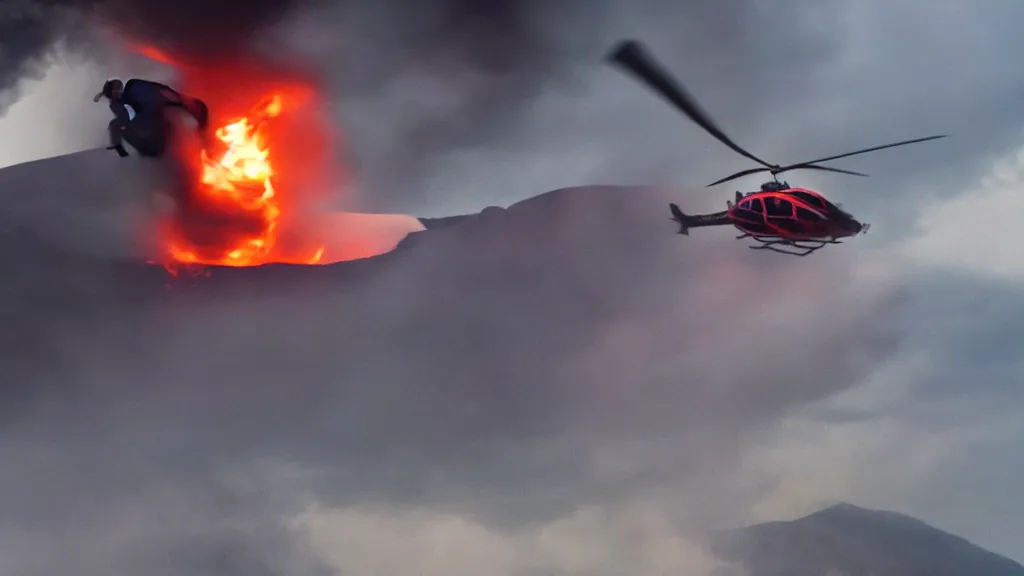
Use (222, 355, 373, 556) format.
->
(0, 0, 557, 119)
(8, 0, 1023, 220)
(315, 0, 1024, 233)
(910, 431, 1024, 560)
(760, 265, 1024, 559)
(16, 0, 1015, 221)
(0, 473, 334, 576)
(2, 0, 1023, 573)
(0, 154, 906, 575)
(0, 1, 89, 110)
(874, 270, 1024, 417)
(0, 0, 314, 117)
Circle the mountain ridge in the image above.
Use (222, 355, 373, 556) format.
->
(712, 502, 1024, 576)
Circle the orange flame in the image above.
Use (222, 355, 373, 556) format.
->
(131, 43, 179, 67)
(161, 95, 325, 270)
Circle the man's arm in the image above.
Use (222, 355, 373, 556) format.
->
(109, 101, 131, 125)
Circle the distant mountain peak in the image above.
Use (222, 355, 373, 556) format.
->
(809, 501, 920, 524)
(712, 503, 1024, 576)
(820, 501, 863, 512)
(815, 501, 896, 515)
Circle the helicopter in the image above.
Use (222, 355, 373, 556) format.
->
(604, 39, 946, 256)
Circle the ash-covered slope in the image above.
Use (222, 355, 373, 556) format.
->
(2, 182, 704, 401)
(0, 148, 175, 259)
(712, 503, 1024, 576)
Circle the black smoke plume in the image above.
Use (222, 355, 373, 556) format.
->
(0, 0, 559, 116)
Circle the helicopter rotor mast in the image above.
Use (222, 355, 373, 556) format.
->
(604, 39, 946, 188)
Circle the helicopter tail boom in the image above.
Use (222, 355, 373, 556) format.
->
(670, 203, 730, 235)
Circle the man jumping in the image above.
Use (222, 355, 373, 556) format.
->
(94, 78, 209, 158)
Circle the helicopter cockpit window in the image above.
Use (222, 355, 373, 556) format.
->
(738, 198, 764, 213)
(764, 197, 793, 217)
(796, 206, 824, 221)
(789, 191, 826, 209)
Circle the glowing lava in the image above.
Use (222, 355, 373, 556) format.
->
(162, 95, 324, 270)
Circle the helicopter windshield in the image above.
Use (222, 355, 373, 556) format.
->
(787, 191, 827, 210)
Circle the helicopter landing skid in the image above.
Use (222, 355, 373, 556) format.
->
(736, 233, 842, 256)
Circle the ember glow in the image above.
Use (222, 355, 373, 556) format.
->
(162, 94, 324, 268)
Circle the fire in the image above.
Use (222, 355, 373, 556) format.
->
(125, 45, 425, 274)
(161, 94, 324, 270)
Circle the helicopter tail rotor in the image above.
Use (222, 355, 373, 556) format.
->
(669, 202, 690, 235)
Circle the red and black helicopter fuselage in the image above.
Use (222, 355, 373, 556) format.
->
(668, 181, 868, 255)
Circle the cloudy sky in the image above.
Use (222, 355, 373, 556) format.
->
(2, 0, 1024, 574)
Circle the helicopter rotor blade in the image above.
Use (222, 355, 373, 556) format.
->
(708, 163, 868, 187)
(778, 135, 947, 169)
(788, 164, 870, 177)
(605, 40, 776, 169)
(707, 167, 772, 187)
(786, 163, 868, 177)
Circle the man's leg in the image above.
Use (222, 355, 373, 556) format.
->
(107, 118, 129, 157)
(115, 114, 167, 157)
